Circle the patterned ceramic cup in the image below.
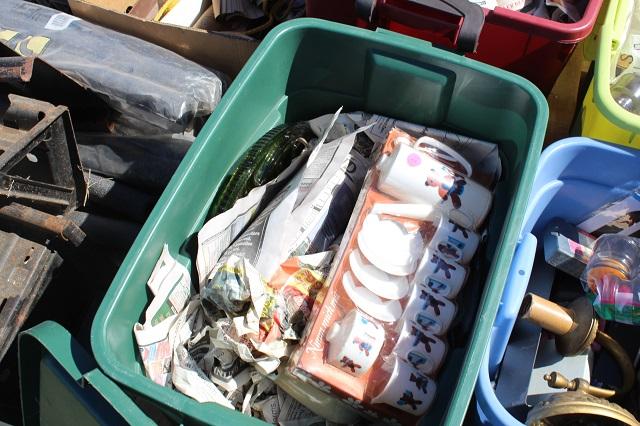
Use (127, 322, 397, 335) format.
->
(325, 309, 385, 377)
(413, 249, 467, 300)
(393, 321, 447, 375)
(402, 283, 457, 335)
(370, 357, 437, 416)
(430, 215, 479, 265)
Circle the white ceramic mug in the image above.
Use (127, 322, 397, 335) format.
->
(403, 283, 457, 335)
(393, 321, 447, 375)
(370, 357, 437, 416)
(413, 249, 467, 299)
(377, 143, 492, 230)
(325, 309, 385, 377)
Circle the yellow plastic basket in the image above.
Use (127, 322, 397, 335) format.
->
(579, 0, 640, 146)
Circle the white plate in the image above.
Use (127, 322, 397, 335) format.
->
(349, 249, 409, 300)
(342, 271, 403, 323)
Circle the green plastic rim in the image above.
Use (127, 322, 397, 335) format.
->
(593, 0, 640, 134)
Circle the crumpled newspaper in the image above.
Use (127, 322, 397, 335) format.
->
(202, 251, 335, 375)
(256, 252, 333, 344)
(135, 251, 334, 423)
(134, 244, 194, 386)
(199, 113, 374, 317)
(246, 252, 334, 358)
(133, 116, 363, 422)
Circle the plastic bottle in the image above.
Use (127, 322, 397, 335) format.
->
(611, 74, 640, 115)
(610, 0, 640, 115)
(583, 234, 640, 324)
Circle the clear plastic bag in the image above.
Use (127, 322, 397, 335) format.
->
(2, 0, 223, 133)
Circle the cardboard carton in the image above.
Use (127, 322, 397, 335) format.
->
(68, 0, 258, 78)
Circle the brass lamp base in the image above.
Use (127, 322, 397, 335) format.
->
(527, 392, 639, 426)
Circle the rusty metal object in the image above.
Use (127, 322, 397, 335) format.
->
(0, 56, 34, 84)
(0, 94, 95, 369)
(0, 202, 85, 246)
(0, 94, 87, 214)
(0, 44, 111, 132)
(0, 229, 61, 363)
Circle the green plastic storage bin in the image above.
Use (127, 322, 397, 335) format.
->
(91, 18, 548, 425)
(19, 321, 153, 426)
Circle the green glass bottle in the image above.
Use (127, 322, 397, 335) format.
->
(208, 122, 315, 217)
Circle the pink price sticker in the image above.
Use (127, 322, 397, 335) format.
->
(407, 153, 422, 167)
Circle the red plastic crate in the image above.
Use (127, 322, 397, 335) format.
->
(306, 0, 603, 94)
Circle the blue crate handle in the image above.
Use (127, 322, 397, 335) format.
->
(476, 343, 526, 426)
(487, 232, 537, 376)
(357, 0, 485, 53)
(476, 234, 535, 426)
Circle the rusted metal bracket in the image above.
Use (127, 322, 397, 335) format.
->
(0, 202, 85, 247)
(0, 94, 88, 365)
(0, 44, 111, 131)
(0, 57, 34, 84)
(0, 229, 61, 363)
(0, 94, 87, 215)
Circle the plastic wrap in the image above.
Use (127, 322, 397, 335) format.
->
(1, 0, 223, 133)
(289, 129, 497, 422)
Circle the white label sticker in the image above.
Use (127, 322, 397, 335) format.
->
(632, 35, 640, 67)
(44, 13, 80, 31)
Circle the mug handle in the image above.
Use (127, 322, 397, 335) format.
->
(415, 136, 474, 177)
(371, 202, 436, 220)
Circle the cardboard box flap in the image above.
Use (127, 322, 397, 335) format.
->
(69, 0, 258, 78)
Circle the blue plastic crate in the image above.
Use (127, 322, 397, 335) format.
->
(475, 137, 640, 425)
